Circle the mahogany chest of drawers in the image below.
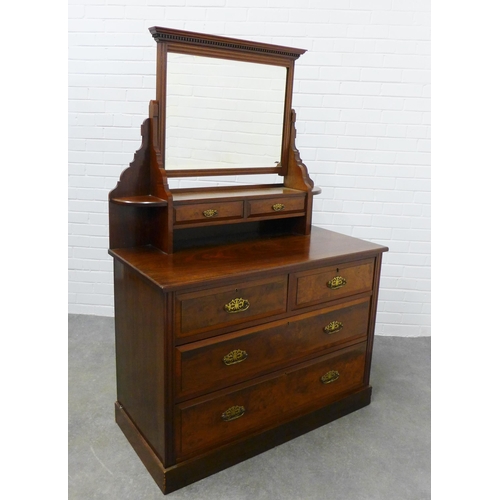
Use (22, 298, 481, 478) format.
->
(109, 227, 387, 493)
(108, 26, 388, 494)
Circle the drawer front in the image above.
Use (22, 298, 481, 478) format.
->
(174, 201, 244, 224)
(176, 297, 370, 398)
(247, 195, 305, 217)
(176, 342, 366, 459)
(294, 259, 374, 308)
(175, 276, 288, 338)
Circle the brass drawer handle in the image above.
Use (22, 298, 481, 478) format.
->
(324, 321, 343, 334)
(320, 370, 340, 384)
(223, 349, 248, 365)
(327, 276, 347, 290)
(272, 203, 285, 211)
(224, 298, 250, 313)
(203, 209, 218, 218)
(222, 405, 246, 422)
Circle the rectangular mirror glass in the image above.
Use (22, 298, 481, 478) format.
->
(165, 54, 287, 171)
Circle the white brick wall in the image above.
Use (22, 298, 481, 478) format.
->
(68, 0, 431, 337)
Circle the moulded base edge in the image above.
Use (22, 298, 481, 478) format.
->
(115, 386, 372, 494)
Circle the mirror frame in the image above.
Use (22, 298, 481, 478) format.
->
(149, 26, 306, 178)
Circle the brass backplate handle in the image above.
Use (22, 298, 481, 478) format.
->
(327, 276, 347, 290)
(272, 203, 285, 211)
(324, 321, 343, 334)
(223, 349, 248, 366)
(203, 209, 218, 218)
(320, 370, 340, 384)
(224, 298, 250, 313)
(221, 405, 246, 422)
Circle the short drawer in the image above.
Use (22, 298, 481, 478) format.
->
(293, 259, 375, 309)
(175, 297, 370, 398)
(174, 275, 288, 338)
(174, 201, 244, 225)
(175, 342, 366, 459)
(247, 195, 305, 218)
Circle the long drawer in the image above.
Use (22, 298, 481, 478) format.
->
(174, 275, 288, 338)
(175, 297, 370, 399)
(175, 342, 367, 459)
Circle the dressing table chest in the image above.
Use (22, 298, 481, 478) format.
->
(108, 27, 387, 494)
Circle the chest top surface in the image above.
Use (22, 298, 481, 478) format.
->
(109, 226, 388, 291)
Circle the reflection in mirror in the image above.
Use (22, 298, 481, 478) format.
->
(165, 54, 287, 170)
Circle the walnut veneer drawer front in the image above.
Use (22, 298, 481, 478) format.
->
(175, 276, 288, 337)
(174, 201, 244, 224)
(247, 195, 305, 218)
(175, 297, 370, 398)
(176, 342, 367, 459)
(294, 259, 375, 309)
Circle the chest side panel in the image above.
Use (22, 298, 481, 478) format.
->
(113, 260, 167, 464)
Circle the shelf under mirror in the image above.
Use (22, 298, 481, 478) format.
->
(110, 195, 169, 207)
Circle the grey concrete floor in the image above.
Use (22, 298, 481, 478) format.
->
(69, 314, 430, 500)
